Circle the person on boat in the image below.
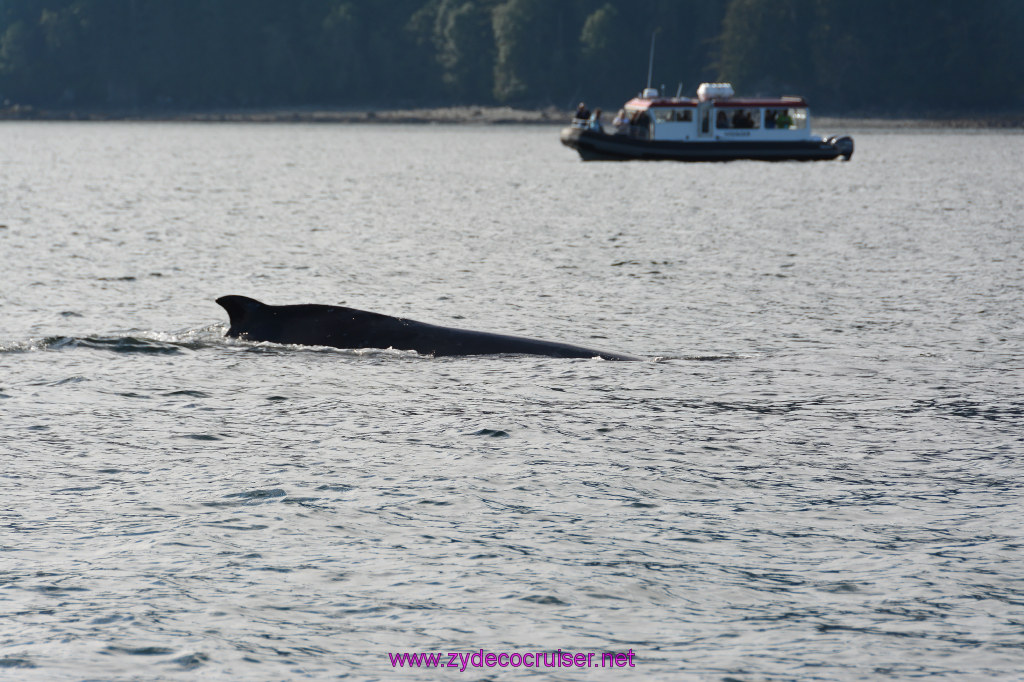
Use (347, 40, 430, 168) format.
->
(574, 102, 591, 121)
(775, 109, 792, 129)
(612, 109, 630, 135)
(765, 109, 777, 128)
(588, 108, 604, 133)
(632, 110, 651, 139)
(716, 110, 729, 129)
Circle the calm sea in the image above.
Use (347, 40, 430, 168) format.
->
(1, 121, 1022, 680)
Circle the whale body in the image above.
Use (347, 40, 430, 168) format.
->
(216, 295, 640, 361)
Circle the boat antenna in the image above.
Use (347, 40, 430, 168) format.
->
(646, 30, 657, 90)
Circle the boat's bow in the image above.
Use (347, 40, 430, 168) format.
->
(560, 125, 584, 149)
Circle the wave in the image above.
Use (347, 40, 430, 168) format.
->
(2, 326, 660, 360)
(0, 326, 424, 358)
(0, 325, 226, 354)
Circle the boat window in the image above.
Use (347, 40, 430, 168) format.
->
(714, 108, 759, 129)
(764, 108, 807, 129)
(653, 108, 693, 123)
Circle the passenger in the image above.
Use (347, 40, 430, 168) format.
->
(765, 110, 777, 128)
(588, 108, 604, 133)
(716, 110, 729, 129)
(634, 110, 651, 139)
(775, 109, 792, 129)
(734, 110, 753, 128)
(574, 102, 590, 121)
(612, 109, 629, 135)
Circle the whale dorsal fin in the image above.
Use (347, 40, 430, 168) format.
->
(216, 295, 267, 333)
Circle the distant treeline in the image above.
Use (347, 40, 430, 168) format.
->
(1, 0, 1022, 114)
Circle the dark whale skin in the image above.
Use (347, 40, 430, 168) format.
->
(216, 295, 640, 361)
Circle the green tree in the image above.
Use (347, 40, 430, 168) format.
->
(428, 0, 497, 100)
(718, 0, 815, 95)
(492, 0, 570, 103)
(0, 0, 1019, 113)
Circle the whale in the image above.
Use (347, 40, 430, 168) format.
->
(216, 295, 640, 360)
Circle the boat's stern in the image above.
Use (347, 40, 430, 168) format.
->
(829, 135, 854, 160)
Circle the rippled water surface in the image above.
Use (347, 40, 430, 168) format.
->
(2, 122, 1023, 680)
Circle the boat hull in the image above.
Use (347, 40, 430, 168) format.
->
(560, 127, 853, 162)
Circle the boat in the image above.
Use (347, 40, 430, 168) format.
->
(560, 82, 853, 162)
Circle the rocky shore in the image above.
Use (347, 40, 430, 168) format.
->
(0, 104, 568, 125)
(1, 104, 1021, 128)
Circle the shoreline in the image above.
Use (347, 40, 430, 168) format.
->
(0, 105, 568, 125)
(1, 104, 1021, 128)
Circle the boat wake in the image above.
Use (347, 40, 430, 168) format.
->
(0, 326, 434, 359)
(3, 325, 662, 360)
(0, 325, 226, 355)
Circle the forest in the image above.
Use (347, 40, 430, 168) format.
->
(1, 0, 1022, 115)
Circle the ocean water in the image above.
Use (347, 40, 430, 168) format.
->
(1, 121, 1023, 680)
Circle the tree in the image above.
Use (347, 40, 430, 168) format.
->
(492, 0, 569, 103)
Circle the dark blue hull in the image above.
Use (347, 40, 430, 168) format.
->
(560, 127, 853, 162)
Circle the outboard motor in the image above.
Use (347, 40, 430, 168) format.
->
(832, 136, 854, 160)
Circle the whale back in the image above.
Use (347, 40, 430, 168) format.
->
(216, 295, 414, 349)
(215, 295, 640, 360)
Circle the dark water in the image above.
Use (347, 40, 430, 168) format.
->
(1, 122, 1023, 680)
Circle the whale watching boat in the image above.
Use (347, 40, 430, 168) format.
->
(560, 82, 853, 162)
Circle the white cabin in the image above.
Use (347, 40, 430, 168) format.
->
(619, 84, 814, 143)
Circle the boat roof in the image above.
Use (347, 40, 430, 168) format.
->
(625, 96, 807, 109)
